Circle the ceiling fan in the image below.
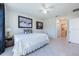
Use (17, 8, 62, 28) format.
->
(40, 3, 54, 14)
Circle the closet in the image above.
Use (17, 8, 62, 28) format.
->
(0, 3, 5, 54)
(69, 18, 79, 44)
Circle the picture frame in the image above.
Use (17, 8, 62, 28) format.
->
(18, 16, 32, 28)
(36, 21, 43, 29)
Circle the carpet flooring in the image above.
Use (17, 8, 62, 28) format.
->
(1, 39, 79, 56)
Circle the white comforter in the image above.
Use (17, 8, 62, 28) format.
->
(12, 33, 49, 56)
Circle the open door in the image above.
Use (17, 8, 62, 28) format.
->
(56, 17, 67, 40)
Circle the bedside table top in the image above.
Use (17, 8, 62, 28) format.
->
(5, 37, 12, 40)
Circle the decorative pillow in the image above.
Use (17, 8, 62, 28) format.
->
(24, 29, 32, 34)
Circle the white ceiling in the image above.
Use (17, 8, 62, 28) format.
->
(5, 3, 79, 19)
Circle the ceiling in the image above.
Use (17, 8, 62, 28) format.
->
(5, 3, 79, 19)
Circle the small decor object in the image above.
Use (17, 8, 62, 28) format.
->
(18, 16, 32, 28)
(24, 29, 32, 34)
(36, 21, 43, 29)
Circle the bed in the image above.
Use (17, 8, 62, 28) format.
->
(12, 33, 49, 56)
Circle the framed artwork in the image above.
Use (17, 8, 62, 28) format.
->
(36, 21, 43, 29)
(18, 16, 32, 28)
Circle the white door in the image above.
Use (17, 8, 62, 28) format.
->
(69, 18, 79, 44)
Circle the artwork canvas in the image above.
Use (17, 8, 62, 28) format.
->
(36, 21, 43, 29)
(18, 16, 32, 28)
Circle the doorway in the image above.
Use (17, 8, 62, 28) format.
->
(56, 17, 67, 40)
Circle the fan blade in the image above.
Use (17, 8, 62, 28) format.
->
(42, 3, 54, 9)
(48, 5, 54, 9)
(41, 3, 50, 9)
(42, 3, 46, 8)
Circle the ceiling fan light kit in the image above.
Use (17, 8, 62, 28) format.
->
(41, 9, 47, 14)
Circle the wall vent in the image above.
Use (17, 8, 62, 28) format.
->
(73, 8, 79, 12)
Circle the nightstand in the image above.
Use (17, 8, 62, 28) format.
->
(5, 37, 14, 48)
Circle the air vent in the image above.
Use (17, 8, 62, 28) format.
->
(73, 8, 79, 12)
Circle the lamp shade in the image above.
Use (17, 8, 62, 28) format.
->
(6, 28, 12, 38)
